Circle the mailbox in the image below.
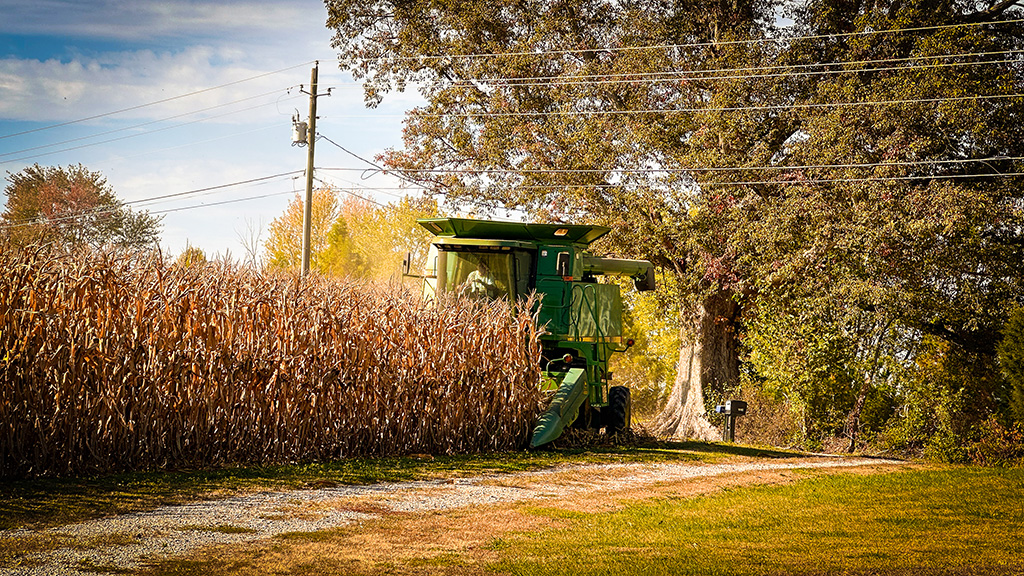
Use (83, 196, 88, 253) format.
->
(715, 399, 748, 442)
(725, 400, 747, 416)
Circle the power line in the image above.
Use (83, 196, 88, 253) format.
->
(311, 176, 386, 207)
(317, 156, 1023, 176)
(5, 167, 1015, 232)
(318, 135, 387, 172)
(444, 50, 1024, 88)
(402, 92, 1024, 119)
(0, 87, 300, 161)
(146, 188, 300, 216)
(312, 170, 409, 200)
(125, 171, 305, 208)
(322, 171, 1022, 198)
(1, 94, 306, 165)
(353, 19, 1024, 63)
(0, 61, 315, 141)
(318, 134, 442, 196)
(679, 171, 1024, 187)
(0, 171, 304, 231)
(103, 123, 286, 164)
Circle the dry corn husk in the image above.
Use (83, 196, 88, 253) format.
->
(0, 246, 542, 478)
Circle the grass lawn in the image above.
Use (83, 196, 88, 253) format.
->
(117, 464, 1024, 576)
(493, 466, 1024, 576)
(11, 445, 1016, 575)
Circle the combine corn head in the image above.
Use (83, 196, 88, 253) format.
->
(410, 218, 655, 447)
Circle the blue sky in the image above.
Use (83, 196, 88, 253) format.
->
(0, 0, 425, 257)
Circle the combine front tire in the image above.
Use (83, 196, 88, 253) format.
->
(607, 386, 631, 433)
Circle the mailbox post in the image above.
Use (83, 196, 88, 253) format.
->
(714, 400, 748, 442)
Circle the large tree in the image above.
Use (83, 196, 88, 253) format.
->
(738, 1, 1024, 448)
(2, 164, 161, 249)
(326, 0, 1024, 440)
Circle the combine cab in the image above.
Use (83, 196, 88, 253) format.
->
(411, 218, 655, 447)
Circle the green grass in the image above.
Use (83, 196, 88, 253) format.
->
(494, 467, 1024, 576)
(0, 441, 792, 530)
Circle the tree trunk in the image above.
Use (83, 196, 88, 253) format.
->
(653, 290, 739, 440)
(845, 375, 872, 453)
(845, 318, 892, 453)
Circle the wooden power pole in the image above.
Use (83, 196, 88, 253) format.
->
(300, 62, 319, 276)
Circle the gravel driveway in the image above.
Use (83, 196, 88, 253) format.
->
(1, 457, 900, 576)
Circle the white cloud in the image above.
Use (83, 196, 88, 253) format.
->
(0, 0, 325, 44)
(0, 0, 431, 257)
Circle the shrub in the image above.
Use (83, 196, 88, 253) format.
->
(969, 418, 1024, 468)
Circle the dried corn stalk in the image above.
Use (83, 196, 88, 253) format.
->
(0, 246, 542, 478)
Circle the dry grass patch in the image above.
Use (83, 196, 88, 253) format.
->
(537, 462, 922, 514)
(178, 525, 257, 535)
(258, 496, 391, 522)
(0, 532, 74, 569)
(0, 529, 145, 570)
(141, 503, 560, 576)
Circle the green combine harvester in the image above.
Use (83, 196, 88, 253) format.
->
(410, 218, 655, 448)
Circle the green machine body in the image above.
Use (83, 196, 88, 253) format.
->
(411, 218, 656, 447)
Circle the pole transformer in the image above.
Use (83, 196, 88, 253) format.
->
(300, 62, 319, 276)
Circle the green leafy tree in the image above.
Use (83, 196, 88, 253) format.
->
(611, 275, 682, 417)
(326, 0, 1024, 442)
(327, 0, 784, 439)
(1, 164, 161, 249)
(737, 2, 1024, 448)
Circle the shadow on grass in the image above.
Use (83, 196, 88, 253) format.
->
(658, 441, 807, 459)
(0, 442, 809, 531)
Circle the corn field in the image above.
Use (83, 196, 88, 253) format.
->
(0, 246, 542, 478)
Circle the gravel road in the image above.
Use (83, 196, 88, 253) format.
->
(1, 457, 901, 575)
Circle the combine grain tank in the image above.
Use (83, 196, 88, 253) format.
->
(410, 218, 655, 447)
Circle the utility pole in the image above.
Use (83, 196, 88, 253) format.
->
(299, 62, 319, 276)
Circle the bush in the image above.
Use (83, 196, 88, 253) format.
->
(733, 387, 804, 449)
(969, 418, 1024, 468)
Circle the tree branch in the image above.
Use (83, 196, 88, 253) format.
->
(962, 0, 1024, 23)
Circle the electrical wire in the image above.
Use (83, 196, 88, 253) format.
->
(0, 87, 300, 160)
(0, 61, 316, 141)
(414, 171, 1024, 188)
(313, 171, 409, 200)
(443, 51, 1024, 88)
(0, 171, 304, 231)
(126, 171, 305, 208)
(102, 123, 288, 164)
(5, 18, 1021, 145)
(316, 156, 1024, 176)
(351, 18, 1024, 63)
(403, 92, 1024, 118)
(5, 46, 1019, 162)
(1, 94, 306, 165)
(8, 166, 1015, 233)
(146, 188, 300, 216)
(311, 176, 387, 207)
